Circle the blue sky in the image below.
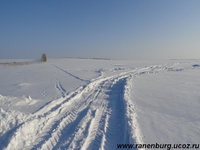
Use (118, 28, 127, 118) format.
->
(1, 0, 200, 59)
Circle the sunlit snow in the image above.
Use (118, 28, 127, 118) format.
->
(0, 58, 200, 150)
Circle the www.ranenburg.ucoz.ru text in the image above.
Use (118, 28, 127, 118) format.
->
(117, 143, 200, 149)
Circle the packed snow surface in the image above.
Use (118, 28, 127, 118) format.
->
(0, 58, 200, 150)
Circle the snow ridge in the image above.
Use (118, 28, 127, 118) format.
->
(123, 76, 144, 148)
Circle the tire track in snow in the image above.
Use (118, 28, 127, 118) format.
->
(41, 77, 135, 150)
(52, 64, 90, 83)
(4, 75, 106, 149)
(40, 88, 104, 150)
(55, 79, 67, 98)
(40, 80, 110, 150)
(102, 79, 130, 149)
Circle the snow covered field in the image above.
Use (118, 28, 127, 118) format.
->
(0, 58, 200, 150)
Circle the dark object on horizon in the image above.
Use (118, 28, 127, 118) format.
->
(41, 53, 47, 62)
(192, 64, 200, 67)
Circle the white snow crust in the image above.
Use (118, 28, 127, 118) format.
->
(0, 58, 200, 150)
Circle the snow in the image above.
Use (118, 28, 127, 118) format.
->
(132, 66, 200, 145)
(0, 58, 200, 150)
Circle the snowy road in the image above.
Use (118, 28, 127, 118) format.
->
(1, 70, 136, 149)
(1, 59, 200, 150)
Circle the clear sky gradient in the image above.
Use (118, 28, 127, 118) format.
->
(1, 0, 200, 59)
